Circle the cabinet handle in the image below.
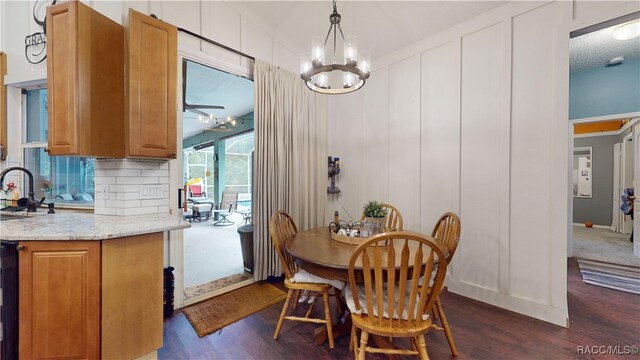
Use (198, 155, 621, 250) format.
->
(16, 244, 26, 251)
(169, 152, 177, 157)
(44, 148, 51, 154)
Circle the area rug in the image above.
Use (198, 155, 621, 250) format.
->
(184, 272, 253, 300)
(576, 258, 640, 295)
(183, 282, 286, 337)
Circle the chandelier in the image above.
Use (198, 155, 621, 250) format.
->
(300, 0, 370, 94)
(197, 115, 239, 131)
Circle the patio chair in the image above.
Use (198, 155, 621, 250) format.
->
(212, 191, 238, 226)
(192, 202, 214, 222)
(188, 184, 209, 204)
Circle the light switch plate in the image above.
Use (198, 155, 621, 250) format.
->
(140, 185, 163, 199)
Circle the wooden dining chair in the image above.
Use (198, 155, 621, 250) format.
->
(269, 211, 344, 349)
(429, 212, 461, 356)
(360, 203, 404, 231)
(346, 231, 448, 359)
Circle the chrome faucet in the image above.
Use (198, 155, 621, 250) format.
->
(0, 167, 38, 212)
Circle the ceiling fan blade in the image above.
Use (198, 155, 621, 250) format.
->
(187, 104, 225, 110)
(186, 108, 211, 117)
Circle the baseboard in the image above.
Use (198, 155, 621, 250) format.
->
(592, 224, 612, 230)
(448, 281, 568, 328)
(572, 223, 612, 230)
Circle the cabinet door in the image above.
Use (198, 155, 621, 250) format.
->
(46, 1, 125, 158)
(19, 241, 101, 359)
(47, 2, 79, 155)
(126, 9, 177, 158)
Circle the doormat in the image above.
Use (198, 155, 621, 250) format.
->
(577, 258, 640, 295)
(183, 282, 286, 337)
(184, 272, 253, 300)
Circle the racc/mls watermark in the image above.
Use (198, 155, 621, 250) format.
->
(576, 345, 639, 355)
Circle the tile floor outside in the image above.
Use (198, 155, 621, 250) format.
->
(183, 212, 251, 292)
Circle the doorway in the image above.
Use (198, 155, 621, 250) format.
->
(180, 58, 255, 305)
(569, 13, 640, 266)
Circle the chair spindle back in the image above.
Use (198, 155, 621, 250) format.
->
(348, 231, 447, 328)
(430, 212, 461, 264)
(269, 211, 299, 280)
(360, 203, 404, 231)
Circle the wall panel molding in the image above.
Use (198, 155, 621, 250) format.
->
(327, 0, 587, 327)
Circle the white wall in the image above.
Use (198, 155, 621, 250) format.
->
(326, 0, 639, 327)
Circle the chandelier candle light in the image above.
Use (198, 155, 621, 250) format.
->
(301, 0, 370, 94)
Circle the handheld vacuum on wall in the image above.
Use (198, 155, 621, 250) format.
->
(328, 156, 341, 194)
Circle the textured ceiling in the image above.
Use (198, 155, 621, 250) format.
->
(570, 21, 640, 73)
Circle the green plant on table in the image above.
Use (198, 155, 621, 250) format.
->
(363, 200, 387, 218)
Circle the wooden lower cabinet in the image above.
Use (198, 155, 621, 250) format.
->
(19, 241, 101, 359)
(18, 233, 163, 359)
(102, 233, 164, 359)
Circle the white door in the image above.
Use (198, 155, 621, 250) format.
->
(612, 143, 621, 231)
(633, 124, 640, 257)
(622, 135, 634, 234)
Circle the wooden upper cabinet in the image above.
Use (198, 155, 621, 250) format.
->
(19, 241, 101, 359)
(126, 9, 178, 159)
(46, 2, 125, 158)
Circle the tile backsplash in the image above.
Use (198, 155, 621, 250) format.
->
(94, 159, 171, 216)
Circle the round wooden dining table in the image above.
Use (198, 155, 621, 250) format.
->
(285, 226, 357, 282)
(285, 226, 445, 281)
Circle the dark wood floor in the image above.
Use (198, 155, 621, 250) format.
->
(159, 258, 640, 359)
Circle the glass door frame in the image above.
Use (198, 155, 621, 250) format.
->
(171, 45, 255, 307)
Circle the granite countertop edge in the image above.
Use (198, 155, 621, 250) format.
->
(0, 212, 191, 241)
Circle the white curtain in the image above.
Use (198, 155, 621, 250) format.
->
(253, 59, 328, 280)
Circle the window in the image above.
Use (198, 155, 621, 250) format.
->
(22, 88, 95, 206)
(225, 132, 254, 195)
(183, 148, 216, 199)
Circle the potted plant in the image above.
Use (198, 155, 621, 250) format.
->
(362, 201, 387, 234)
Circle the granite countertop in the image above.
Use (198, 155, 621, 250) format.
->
(0, 212, 190, 241)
